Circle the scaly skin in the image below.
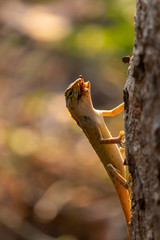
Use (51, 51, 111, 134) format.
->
(65, 76, 131, 239)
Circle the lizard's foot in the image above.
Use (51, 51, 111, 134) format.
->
(119, 130, 125, 148)
(120, 147, 126, 160)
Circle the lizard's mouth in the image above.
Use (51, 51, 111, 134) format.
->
(78, 75, 90, 91)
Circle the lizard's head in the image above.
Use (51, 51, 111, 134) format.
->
(65, 75, 91, 113)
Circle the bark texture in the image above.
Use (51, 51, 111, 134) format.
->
(123, 0, 160, 239)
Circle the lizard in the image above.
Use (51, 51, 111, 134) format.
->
(65, 75, 131, 239)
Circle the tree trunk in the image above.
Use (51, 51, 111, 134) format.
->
(123, 0, 160, 239)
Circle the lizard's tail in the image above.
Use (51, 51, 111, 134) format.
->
(117, 185, 131, 240)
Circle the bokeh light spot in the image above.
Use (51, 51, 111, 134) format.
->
(9, 128, 39, 156)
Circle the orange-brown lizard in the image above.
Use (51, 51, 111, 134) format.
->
(65, 76, 131, 239)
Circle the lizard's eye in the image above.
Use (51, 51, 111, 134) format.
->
(66, 90, 73, 99)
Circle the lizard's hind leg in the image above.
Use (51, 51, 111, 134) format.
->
(107, 164, 131, 196)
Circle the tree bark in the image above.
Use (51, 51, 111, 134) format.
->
(123, 0, 160, 239)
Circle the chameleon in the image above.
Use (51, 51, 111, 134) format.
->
(65, 75, 131, 239)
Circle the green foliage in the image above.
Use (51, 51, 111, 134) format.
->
(61, 0, 135, 57)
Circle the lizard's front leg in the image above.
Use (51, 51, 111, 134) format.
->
(101, 102, 124, 117)
(99, 130, 125, 147)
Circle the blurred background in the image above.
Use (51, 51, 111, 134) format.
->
(0, 0, 135, 240)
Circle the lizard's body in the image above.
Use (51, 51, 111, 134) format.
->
(65, 76, 131, 239)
